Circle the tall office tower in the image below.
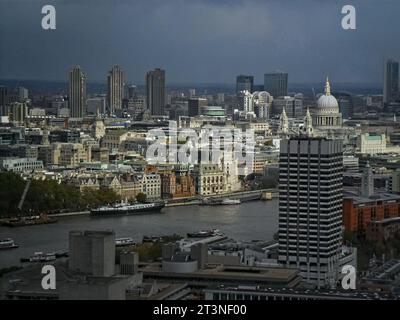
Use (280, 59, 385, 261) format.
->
(146, 68, 166, 115)
(383, 59, 399, 105)
(264, 72, 288, 98)
(107, 65, 125, 115)
(361, 161, 374, 198)
(9, 102, 28, 123)
(17, 87, 29, 102)
(69, 65, 87, 118)
(236, 75, 254, 94)
(336, 93, 353, 120)
(278, 137, 343, 289)
(188, 97, 207, 117)
(242, 91, 254, 112)
(0, 86, 7, 108)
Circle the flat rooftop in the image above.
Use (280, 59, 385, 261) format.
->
(141, 264, 300, 287)
(344, 193, 400, 205)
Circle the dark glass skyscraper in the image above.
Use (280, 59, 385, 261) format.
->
(236, 75, 254, 94)
(69, 66, 87, 118)
(188, 98, 207, 117)
(146, 68, 166, 116)
(264, 72, 288, 98)
(0, 86, 8, 109)
(383, 59, 399, 105)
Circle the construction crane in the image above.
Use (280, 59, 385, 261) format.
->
(17, 179, 31, 211)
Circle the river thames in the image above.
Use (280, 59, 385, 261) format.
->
(0, 200, 278, 269)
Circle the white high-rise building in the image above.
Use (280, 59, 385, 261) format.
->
(253, 91, 273, 119)
(278, 137, 343, 289)
(242, 91, 273, 118)
(242, 90, 253, 112)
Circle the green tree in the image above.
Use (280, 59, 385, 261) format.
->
(136, 192, 147, 203)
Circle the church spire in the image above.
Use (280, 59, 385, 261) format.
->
(325, 76, 331, 96)
(304, 107, 313, 136)
(279, 107, 289, 136)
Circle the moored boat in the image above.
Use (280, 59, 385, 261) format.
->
(187, 229, 221, 238)
(0, 238, 19, 250)
(221, 198, 241, 205)
(90, 201, 165, 216)
(20, 252, 57, 263)
(1, 213, 57, 227)
(201, 198, 241, 206)
(115, 237, 136, 247)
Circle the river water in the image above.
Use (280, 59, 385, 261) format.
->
(0, 200, 278, 269)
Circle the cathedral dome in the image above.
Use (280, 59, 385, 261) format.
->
(316, 78, 339, 114)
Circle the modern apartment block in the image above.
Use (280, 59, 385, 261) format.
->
(278, 137, 344, 289)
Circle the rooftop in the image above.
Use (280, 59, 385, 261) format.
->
(344, 193, 400, 205)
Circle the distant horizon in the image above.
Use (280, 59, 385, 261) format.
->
(0, 78, 384, 88)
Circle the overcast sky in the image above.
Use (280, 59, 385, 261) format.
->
(0, 0, 398, 84)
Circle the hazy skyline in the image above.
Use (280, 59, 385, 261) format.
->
(0, 0, 399, 84)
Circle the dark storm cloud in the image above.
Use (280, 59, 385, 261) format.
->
(0, 0, 398, 84)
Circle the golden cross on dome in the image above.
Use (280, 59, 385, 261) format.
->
(325, 76, 331, 96)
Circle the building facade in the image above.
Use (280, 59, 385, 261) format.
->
(107, 65, 125, 115)
(236, 75, 254, 94)
(383, 59, 399, 105)
(278, 137, 343, 288)
(195, 164, 225, 196)
(146, 68, 165, 116)
(343, 194, 400, 236)
(188, 98, 207, 117)
(264, 72, 288, 98)
(357, 133, 386, 155)
(272, 96, 302, 118)
(69, 66, 87, 118)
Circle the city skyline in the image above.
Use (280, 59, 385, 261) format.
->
(1, 0, 400, 84)
(1, 0, 400, 303)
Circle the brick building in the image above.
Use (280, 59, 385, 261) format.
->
(343, 194, 400, 237)
(161, 172, 195, 199)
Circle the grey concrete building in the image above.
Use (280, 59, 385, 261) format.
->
(120, 251, 139, 275)
(69, 230, 116, 277)
(278, 137, 343, 289)
(107, 65, 125, 115)
(69, 65, 87, 118)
